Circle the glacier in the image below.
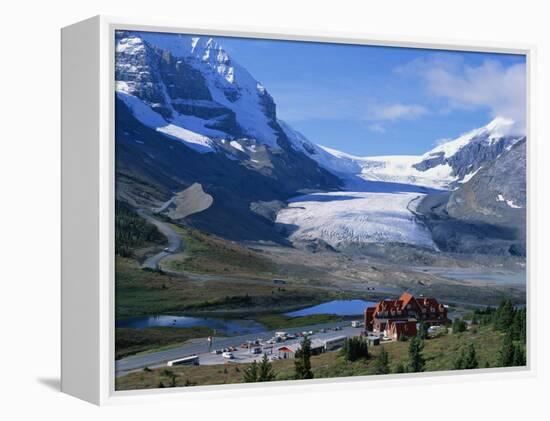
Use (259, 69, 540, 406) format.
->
(276, 191, 437, 249)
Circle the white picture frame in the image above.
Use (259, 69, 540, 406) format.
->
(61, 15, 535, 405)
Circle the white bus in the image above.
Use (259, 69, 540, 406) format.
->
(167, 355, 199, 366)
(324, 336, 347, 351)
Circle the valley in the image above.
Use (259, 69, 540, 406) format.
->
(113, 30, 527, 388)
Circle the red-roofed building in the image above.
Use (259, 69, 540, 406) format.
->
(386, 320, 418, 340)
(364, 292, 450, 339)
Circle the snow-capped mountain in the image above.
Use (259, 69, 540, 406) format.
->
(286, 117, 524, 191)
(116, 31, 279, 152)
(115, 30, 525, 254)
(115, 31, 341, 242)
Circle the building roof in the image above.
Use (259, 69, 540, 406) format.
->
(277, 339, 325, 353)
(277, 346, 293, 353)
(366, 292, 446, 317)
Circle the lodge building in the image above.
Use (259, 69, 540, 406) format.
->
(364, 292, 450, 339)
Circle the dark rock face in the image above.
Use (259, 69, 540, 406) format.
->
(417, 139, 526, 256)
(413, 152, 446, 172)
(115, 33, 173, 119)
(413, 132, 521, 185)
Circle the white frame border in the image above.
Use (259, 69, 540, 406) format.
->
(88, 14, 536, 405)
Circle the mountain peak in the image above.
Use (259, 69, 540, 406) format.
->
(486, 116, 514, 130)
(190, 37, 231, 66)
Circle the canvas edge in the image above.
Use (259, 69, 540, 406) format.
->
(61, 15, 102, 405)
(61, 14, 537, 406)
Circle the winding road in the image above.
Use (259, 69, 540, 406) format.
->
(137, 209, 183, 270)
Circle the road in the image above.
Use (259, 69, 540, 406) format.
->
(137, 209, 183, 270)
(115, 320, 365, 377)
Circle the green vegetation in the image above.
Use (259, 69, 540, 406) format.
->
(467, 299, 527, 368)
(115, 326, 212, 359)
(115, 257, 326, 318)
(243, 354, 276, 383)
(408, 337, 425, 372)
(453, 343, 479, 370)
(294, 336, 314, 379)
(115, 324, 505, 390)
(166, 225, 276, 276)
(341, 337, 369, 362)
(452, 318, 467, 334)
(371, 347, 390, 375)
(115, 201, 165, 257)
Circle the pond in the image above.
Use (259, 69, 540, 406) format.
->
(285, 299, 377, 317)
(116, 315, 266, 335)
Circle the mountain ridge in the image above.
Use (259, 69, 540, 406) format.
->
(114, 31, 526, 255)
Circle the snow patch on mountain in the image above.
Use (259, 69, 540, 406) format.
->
(134, 32, 280, 148)
(276, 191, 437, 249)
(496, 193, 522, 209)
(229, 140, 245, 152)
(117, 91, 215, 153)
(424, 117, 515, 160)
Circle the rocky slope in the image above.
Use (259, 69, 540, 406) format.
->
(416, 138, 526, 255)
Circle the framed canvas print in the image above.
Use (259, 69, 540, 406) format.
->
(61, 16, 533, 405)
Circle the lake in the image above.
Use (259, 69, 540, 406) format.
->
(116, 315, 266, 335)
(285, 299, 376, 317)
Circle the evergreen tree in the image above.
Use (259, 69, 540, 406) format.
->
(294, 336, 313, 380)
(463, 343, 479, 369)
(452, 318, 466, 334)
(417, 321, 430, 340)
(498, 331, 515, 367)
(453, 348, 466, 370)
(243, 360, 259, 382)
(342, 336, 369, 362)
(394, 363, 407, 374)
(408, 337, 425, 372)
(512, 344, 526, 366)
(494, 299, 515, 332)
(257, 353, 276, 382)
(520, 313, 527, 344)
(372, 347, 390, 375)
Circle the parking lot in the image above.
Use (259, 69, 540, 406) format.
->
(116, 320, 391, 375)
(188, 324, 367, 366)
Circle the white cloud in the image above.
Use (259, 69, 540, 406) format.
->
(366, 103, 429, 121)
(368, 123, 386, 133)
(397, 55, 526, 134)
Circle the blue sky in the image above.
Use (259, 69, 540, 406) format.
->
(216, 36, 526, 156)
